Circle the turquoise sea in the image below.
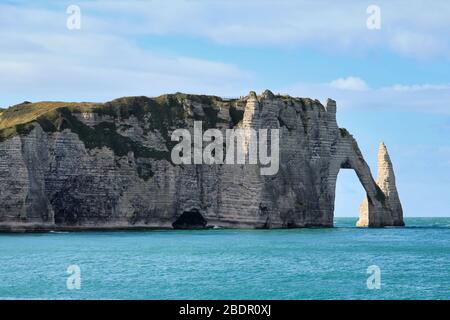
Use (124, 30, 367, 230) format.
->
(0, 218, 449, 300)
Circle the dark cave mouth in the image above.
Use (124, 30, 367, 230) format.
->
(172, 209, 207, 229)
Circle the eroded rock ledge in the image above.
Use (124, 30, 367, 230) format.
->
(0, 91, 404, 231)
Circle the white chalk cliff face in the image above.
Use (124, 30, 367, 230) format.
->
(0, 91, 404, 231)
(357, 143, 404, 227)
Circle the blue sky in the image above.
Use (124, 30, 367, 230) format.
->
(1, 0, 449, 216)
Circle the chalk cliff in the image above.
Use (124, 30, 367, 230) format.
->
(358, 142, 404, 227)
(0, 91, 404, 231)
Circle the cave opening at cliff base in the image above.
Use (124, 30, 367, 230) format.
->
(172, 209, 207, 229)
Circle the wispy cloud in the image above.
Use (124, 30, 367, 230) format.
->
(1, 1, 450, 111)
(329, 77, 369, 91)
(390, 83, 450, 92)
(76, 0, 450, 59)
(0, 3, 252, 105)
(283, 77, 450, 114)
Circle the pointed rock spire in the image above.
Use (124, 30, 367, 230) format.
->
(376, 142, 404, 225)
(376, 142, 395, 196)
(358, 142, 404, 227)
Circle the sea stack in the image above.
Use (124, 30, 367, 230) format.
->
(357, 142, 404, 227)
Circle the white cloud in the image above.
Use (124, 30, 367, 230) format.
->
(2, 1, 444, 60)
(390, 83, 450, 92)
(283, 78, 450, 114)
(0, 3, 253, 106)
(388, 30, 448, 60)
(74, 0, 450, 59)
(329, 77, 369, 91)
(1, 1, 450, 109)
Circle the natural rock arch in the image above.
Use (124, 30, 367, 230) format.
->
(327, 130, 403, 227)
(0, 91, 404, 230)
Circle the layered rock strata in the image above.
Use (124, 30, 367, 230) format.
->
(358, 142, 404, 227)
(0, 91, 404, 231)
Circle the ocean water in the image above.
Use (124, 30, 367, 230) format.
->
(0, 218, 449, 300)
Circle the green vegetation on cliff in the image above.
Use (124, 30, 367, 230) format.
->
(0, 101, 97, 129)
(0, 94, 237, 179)
(0, 94, 221, 139)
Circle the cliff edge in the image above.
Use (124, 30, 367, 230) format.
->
(0, 91, 404, 231)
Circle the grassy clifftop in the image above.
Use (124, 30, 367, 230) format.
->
(0, 92, 328, 145)
(0, 92, 329, 181)
(0, 94, 239, 177)
(0, 94, 233, 180)
(0, 93, 232, 132)
(0, 93, 232, 140)
(0, 101, 98, 130)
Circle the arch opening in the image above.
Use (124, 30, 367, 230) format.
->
(334, 168, 366, 226)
